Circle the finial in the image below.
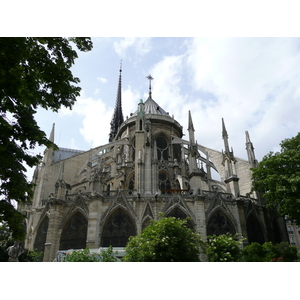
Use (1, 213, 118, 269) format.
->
(120, 60, 122, 73)
(146, 74, 154, 95)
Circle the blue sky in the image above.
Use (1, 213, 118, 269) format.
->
(28, 37, 300, 180)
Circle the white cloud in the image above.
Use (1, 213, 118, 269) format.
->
(181, 37, 300, 160)
(59, 95, 113, 148)
(97, 77, 107, 83)
(113, 37, 151, 57)
(58, 38, 300, 164)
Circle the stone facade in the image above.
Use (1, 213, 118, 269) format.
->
(20, 72, 289, 261)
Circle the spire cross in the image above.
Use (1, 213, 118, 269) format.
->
(147, 74, 154, 94)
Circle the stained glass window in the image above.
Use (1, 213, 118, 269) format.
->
(101, 209, 136, 247)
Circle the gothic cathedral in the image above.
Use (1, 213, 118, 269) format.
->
(21, 68, 289, 261)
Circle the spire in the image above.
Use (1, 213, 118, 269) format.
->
(222, 118, 230, 153)
(49, 123, 55, 143)
(222, 118, 228, 139)
(188, 110, 195, 144)
(188, 110, 195, 131)
(109, 62, 124, 142)
(146, 74, 154, 98)
(245, 131, 257, 167)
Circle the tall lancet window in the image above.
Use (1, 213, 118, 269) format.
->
(156, 136, 168, 161)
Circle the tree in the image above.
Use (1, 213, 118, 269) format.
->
(123, 216, 202, 262)
(0, 37, 93, 241)
(251, 133, 300, 224)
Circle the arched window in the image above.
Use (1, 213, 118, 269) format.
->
(246, 213, 265, 244)
(167, 207, 194, 229)
(33, 217, 49, 261)
(159, 172, 171, 194)
(156, 136, 168, 161)
(59, 212, 88, 250)
(101, 208, 136, 247)
(207, 210, 235, 236)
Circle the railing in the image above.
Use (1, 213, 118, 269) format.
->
(160, 189, 191, 195)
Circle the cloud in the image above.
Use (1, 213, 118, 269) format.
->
(132, 37, 300, 162)
(59, 95, 113, 148)
(184, 37, 300, 160)
(97, 77, 107, 83)
(113, 37, 151, 57)
(59, 38, 300, 164)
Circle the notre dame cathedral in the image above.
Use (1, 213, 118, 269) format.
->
(20, 67, 289, 261)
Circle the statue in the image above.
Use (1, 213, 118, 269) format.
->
(7, 241, 24, 262)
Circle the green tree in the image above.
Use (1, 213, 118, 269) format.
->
(123, 216, 202, 262)
(251, 133, 300, 224)
(0, 37, 93, 241)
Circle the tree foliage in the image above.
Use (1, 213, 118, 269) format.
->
(0, 37, 93, 241)
(242, 241, 298, 262)
(201, 233, 244, 262)
(64, 246, 118, 262)
(251, 133, 300, 224)
(123, 216, 202, 262)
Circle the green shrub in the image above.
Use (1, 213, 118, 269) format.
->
(202, 233, 244, 262)
(123, 216, 202, 262)
(64, 246, 118, 262)
(242, 241, 298, 262)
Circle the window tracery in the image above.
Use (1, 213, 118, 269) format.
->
(156, 136, 168, 161)
(59, 212, 87, 250)
(207, 210, 235, 236)
(101, 208, 136, 247)
(33, 217, 49, 261)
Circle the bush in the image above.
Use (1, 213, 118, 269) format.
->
(123, 216, 202, 262)
(242, 241, 298, 262)
(64, 246, 118, 262)
(202, 233, 244, 262)
(241, 242, 267, 262)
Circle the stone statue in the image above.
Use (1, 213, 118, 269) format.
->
(7, 241, 24, 262)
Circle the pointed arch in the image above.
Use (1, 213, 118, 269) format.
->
(207, 209, 236, 236)
(246, 213, 265, 244)
(100, 207, 137, 247)
(59, 211, 88, 250)
(141, 216, 153, 232)
(166, 206, 194, 229)
(155, 135, 169, 161)
(33, 216, 49, 261)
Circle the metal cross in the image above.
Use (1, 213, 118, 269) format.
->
(146, 74, 154, 93)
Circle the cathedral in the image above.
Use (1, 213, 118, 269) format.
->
(21, 67, 289, 261)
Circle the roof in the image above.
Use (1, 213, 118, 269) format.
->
(131, 94, 170, 117)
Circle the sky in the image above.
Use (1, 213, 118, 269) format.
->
(28, 37, 300, 180)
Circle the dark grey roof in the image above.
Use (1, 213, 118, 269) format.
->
(132, 95, 170, 117)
